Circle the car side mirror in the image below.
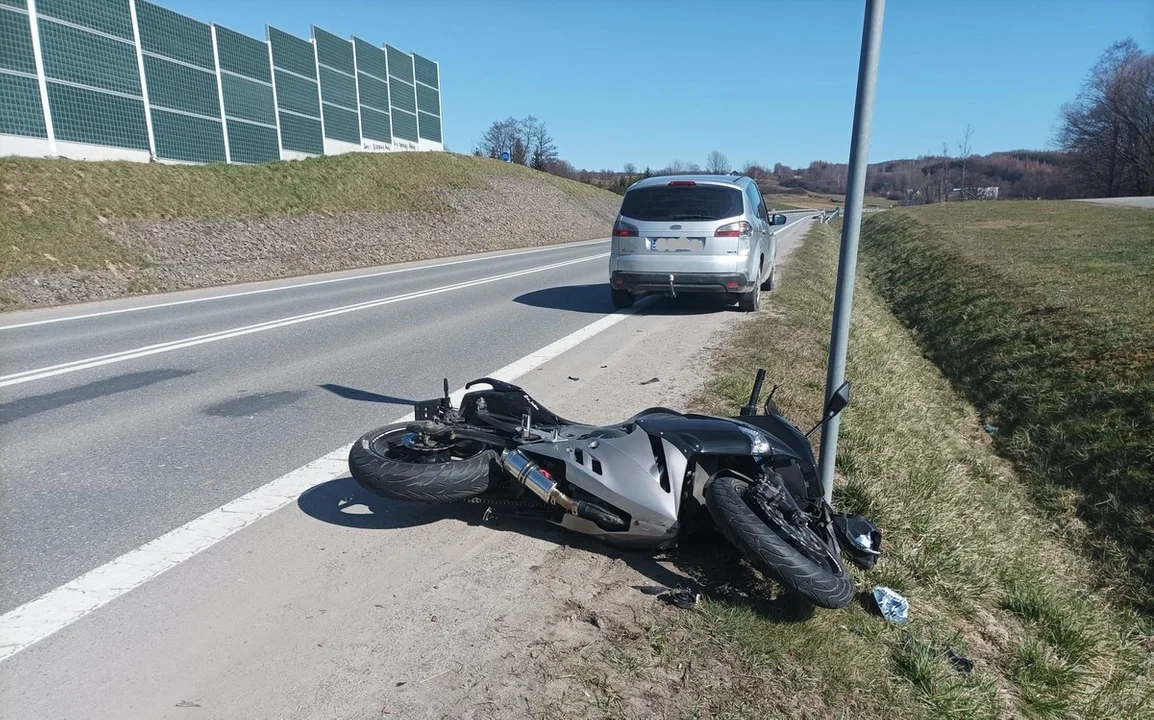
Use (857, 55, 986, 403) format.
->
(772, 213, 788, 226)
(823, 381, 851, 419)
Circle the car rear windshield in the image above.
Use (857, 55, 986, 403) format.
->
(619, 185, 745, 222)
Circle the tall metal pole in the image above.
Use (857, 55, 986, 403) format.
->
(818, 0, 885, 504)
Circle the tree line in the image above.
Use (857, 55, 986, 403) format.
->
(1057, 38, 1153, 197)
(472, 116, 559, 171)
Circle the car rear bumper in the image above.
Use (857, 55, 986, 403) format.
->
(610, 271, 753, 294)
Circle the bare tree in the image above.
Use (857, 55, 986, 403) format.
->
(474, 117, 520, 159)
(1057, 39, 1154, 196)
(741, 162, 769, 183)
(521, 116, 558, 171)
(475, 115, 559, 169)
(623, 162, 637, 174)
(706, 150, 731, 174)
(957, 124, 975, 200)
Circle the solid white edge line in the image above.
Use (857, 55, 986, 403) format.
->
(0, 308, 637, 662)
(0, 238, 612, 332)
(0, 253, 608, 388)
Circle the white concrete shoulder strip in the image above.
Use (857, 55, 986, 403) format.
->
(0, 239, 610, 331)
(0, 253, 607, 389)
(0, 306, 636, 662)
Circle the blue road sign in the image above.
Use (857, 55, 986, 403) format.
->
(500, 151, 511, 162)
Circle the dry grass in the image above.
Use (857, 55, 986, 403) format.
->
(681, 222, 1152, 718)
(861, 202, 1154, 615)
(0, 152, 616, 278)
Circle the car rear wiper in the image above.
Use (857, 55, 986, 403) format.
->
(670, 214, 715, 220)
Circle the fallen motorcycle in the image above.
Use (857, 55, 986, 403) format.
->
(348, 370, 865, 608)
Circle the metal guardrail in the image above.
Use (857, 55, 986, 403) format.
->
(817, 206, 889, 224)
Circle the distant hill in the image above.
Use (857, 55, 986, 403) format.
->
(566, 150, 1080, 203)
(759, 150, 1075, 203)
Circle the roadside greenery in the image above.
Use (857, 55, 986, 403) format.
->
(861, 201, 1154, 616)
(686, 220, 1152, 718)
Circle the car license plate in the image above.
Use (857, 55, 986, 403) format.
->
(652, 237, 703, 252)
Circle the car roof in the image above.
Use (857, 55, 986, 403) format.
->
(627, 174, 751, 191)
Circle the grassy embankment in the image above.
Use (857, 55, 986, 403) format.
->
(671, 215, 1151, 718)
(0, 151, 612, 282)
(862, 201, 1154, 616)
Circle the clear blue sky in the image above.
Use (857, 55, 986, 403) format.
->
(166, 0, 1153, 171)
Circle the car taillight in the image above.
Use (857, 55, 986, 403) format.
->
(715, 221, 752, 237)
(613, 220, 639, 237)
(668, 180, 696, 186)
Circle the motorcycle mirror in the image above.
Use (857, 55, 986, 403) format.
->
(823, 381, 851, 419)
(805, 381, 852, 438)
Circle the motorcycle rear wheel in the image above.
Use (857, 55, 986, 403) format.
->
(348, 423, 498, 503)
(705, 472, 854, 609)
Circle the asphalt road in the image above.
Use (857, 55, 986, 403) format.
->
(0, 214, 811, 615)
(1, 214, 814, 718)
(1075, 196, 1154, 209)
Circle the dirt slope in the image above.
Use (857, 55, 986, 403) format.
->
(0, 154, 620, 310)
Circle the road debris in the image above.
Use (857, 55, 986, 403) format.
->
(640, 377, 660, 385)
(567, 376, 580, 381)
(660, 587, 700, 609)
(832, 512, 883, 569)
(983, 424, 999, 435)
(636, 584, 700, 608)
(946, 648, 974, 674)
(872, 586, 909, 624)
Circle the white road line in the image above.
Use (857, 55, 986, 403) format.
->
(0, 238, 611, 331)
(0, 253, 608, 389)
(0, 307, 637, 663)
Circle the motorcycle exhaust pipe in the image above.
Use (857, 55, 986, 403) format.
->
(500, 450, 627, 532)
(501, 449, 579, 513)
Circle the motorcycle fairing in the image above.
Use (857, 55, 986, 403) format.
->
(521, 423, 690, 546)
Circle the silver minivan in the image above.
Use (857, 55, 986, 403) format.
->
(608, 174, 787, 311)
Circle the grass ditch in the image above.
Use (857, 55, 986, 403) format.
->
(859, 202, 1154, 616)
(0, 151, 612, 279)
(681, 221, 1152, 718)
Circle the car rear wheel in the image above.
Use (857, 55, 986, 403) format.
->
(761, 263, 778, 291)
(610, 288, 635, 309)
(738, 287, 760, 312)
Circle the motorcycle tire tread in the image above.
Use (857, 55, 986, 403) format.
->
(705, 473, 854, 609)
(348, 423, 497, 503)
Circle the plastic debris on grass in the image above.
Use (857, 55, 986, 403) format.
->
(872, 586, 909, 624)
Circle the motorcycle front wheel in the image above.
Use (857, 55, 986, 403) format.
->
(705, 472, 854, 609)
(348, 423, 498, 503)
